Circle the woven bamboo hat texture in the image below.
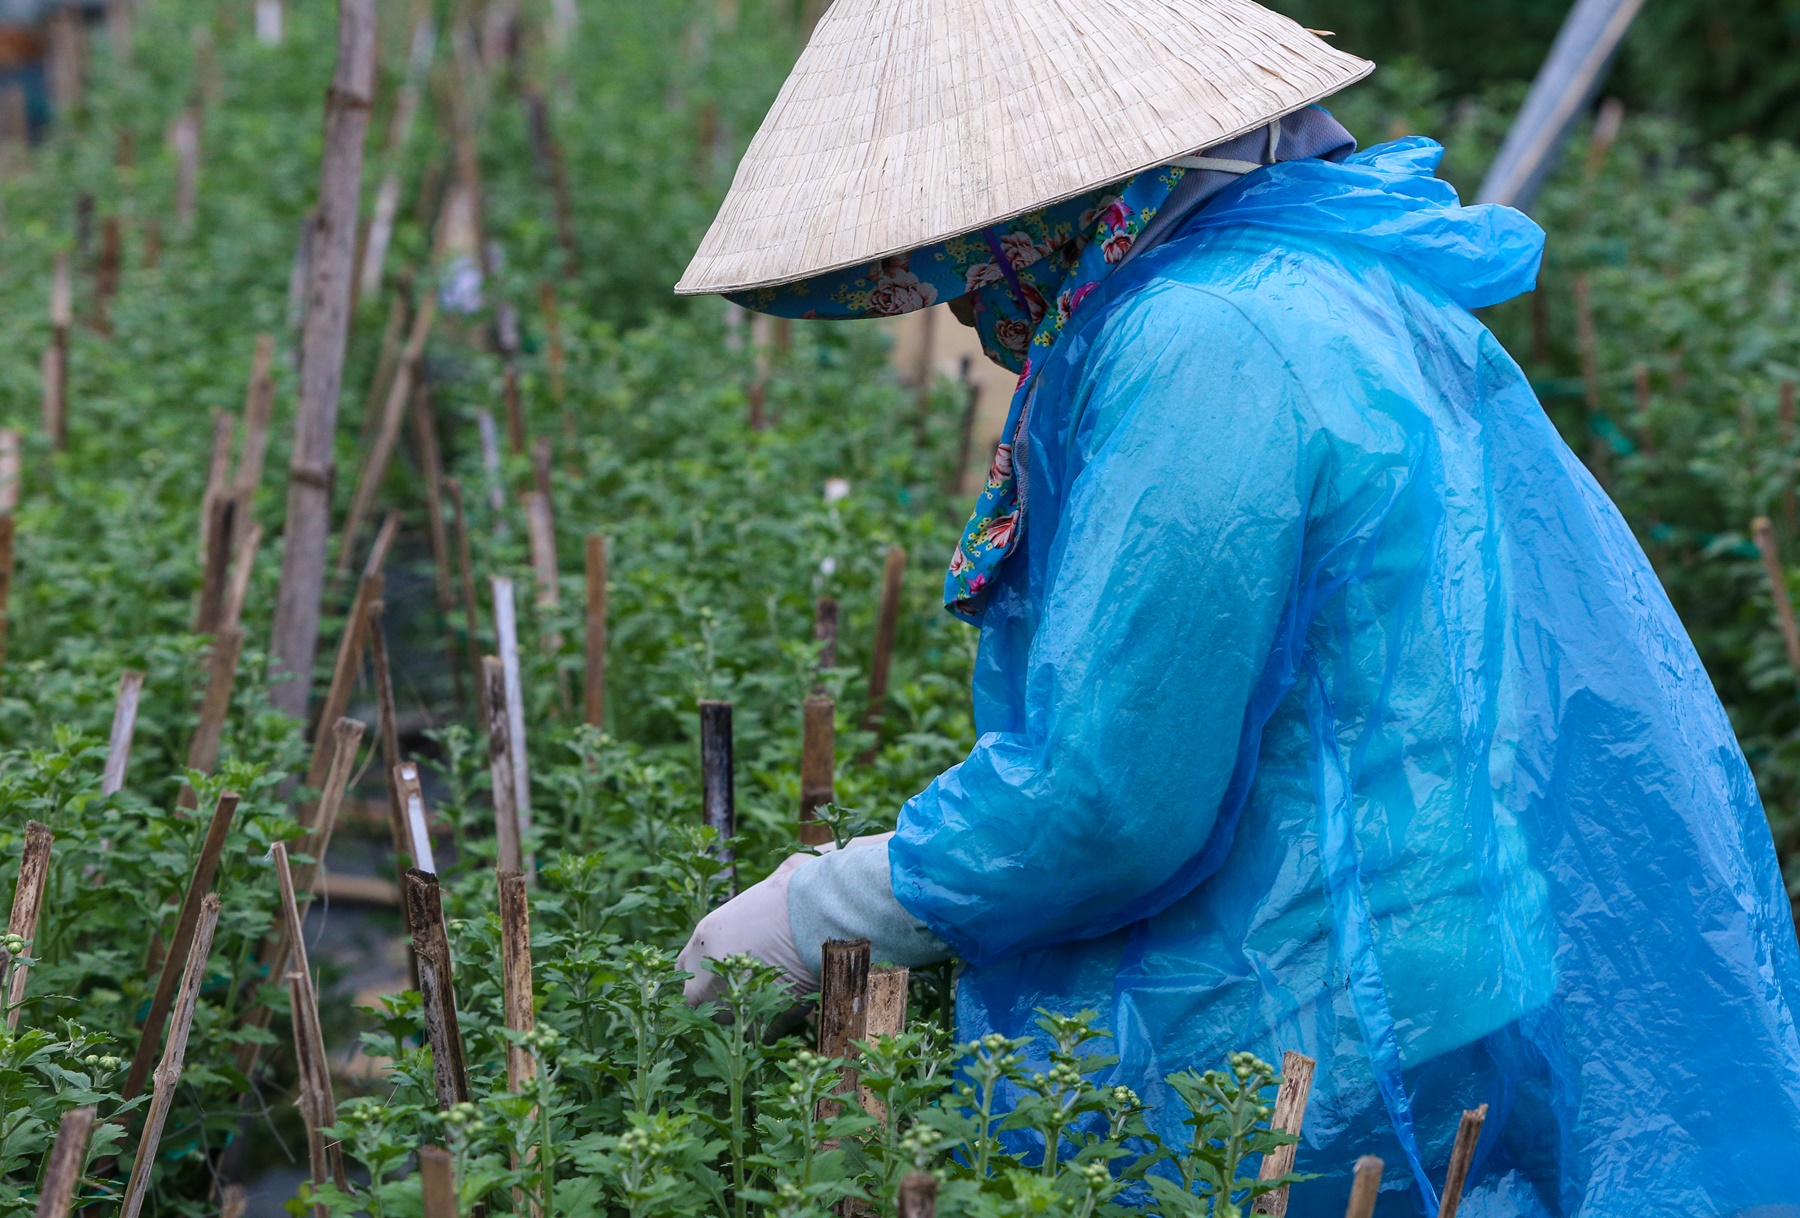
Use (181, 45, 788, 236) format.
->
(676, 0, 1373, 297)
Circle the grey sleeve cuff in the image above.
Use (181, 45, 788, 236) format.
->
(787, 835, 953, 978)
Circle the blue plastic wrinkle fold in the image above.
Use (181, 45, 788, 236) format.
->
(890, 140, 1800, 1215)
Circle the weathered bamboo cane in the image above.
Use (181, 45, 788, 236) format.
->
(860, 545, 907, 747)
(267, 0, 379, 723)
(273, 841, 346, 1198)
(1249, 1051, 1317, 1217)
(800, 694, 835, 845)
(33, 1104, 96, 1218)
(122, 792, 238, 1102)
(1752, 517, 1800, 685)
(177, 625, 245, 808)
(404, 869, 471, 1110)
(896, 1173, 937, 1218)
(221, 1183, 248, 1218)
(101, 670, 146, 796)
(358, 13, 436, 299)
(368, 599, 415, 927)
(498, 871, 536, 1089)
(44, 252, 70, 450)
(410, 381, 462, 701)
(5, 821, 52, 1029)
(337, 295, 437, 575)
(858, 965, 909, 1117)
(483, 657, 523, 873)
(584, 535, 608, 728)
(303, 512, 396, 790)
(195, 495, 237, 634)
(231, 334, 277, 552)
(120, 894, 221, 1218)
(221, 521, 263, 635)
(420, 1144, 456, 1218)
(1436, 1105, 1488, 1218)
(817, 937, 871, 1124)
(699, 700, 735, 892)
(1344, 1157, 1383, 1218)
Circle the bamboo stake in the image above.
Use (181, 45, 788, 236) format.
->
(120, 894, 221, 1218)
(397, 762, 438, 874)
(368, 600, 414, 919)
(274, 841, 346, 1198)
(1249, 1051, 1317, 1217)
(523, 493, 564, 665)
(583, 535, 607, 728)
(1436, 1105, 1487, 1218)
(232, 334, 277, 551)
(896, 1174, 937, 1218)
(1753, 517, 1800, 683)
(404, 869, 471, 1110)
(6, 821, 52, 1030)
(858, 965, 909, 1117)
(420, 1145, 456, 1218)
(498, 870, 535, 1089)
(699, 700, 735, 892)
(33, 1104, 96, 1218)
(800, 694, 835, 845)
(492, 577, 533, 862)
(337, 295, 436, 575)
(1344, 1157, 1383, 1218)
(44, 252, 70, 450)
(101, 671, 146, 796)
(195, 495, 237, 635)
(358, 14, 436, 299)
(358, 290, 409, 448)
(221, 521, 263, 635)
(483, 656, 523, 873)
(304, 512, 396, 790)
(268, 0, 379, 722)
(816, 937, 870, 1122)
(178, 626, 245, 808)
(861, 545, 907, 740)
(449, 478, 484, 698)
(122, 792, 237, 1102)
(531, 438, 555, 512)
(410, 381, 461, 699)
(477, 410, 507, 513)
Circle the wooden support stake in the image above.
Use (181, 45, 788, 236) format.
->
(1345, 1156, 1383, 1218)
(101, 671, 146, 796)
(1250, 1051, 1317, 1217)
(232, 334, 277, 552)
(817, 937, 871, 1121)
(897, 1173, 937, 1218)
(178, 626, 245, 808)
(44, 252, 70, 451)
(122, 792, 238, 1102)
(120, 894, 221, 1218)
(221, 1184, 248, 1218)
(449, 478, 484, 699)
(1753, 517, 1800, 684)
(195, 495, 237, 635)
(1436, 1105, 1488, 1218)
(303, 570, 379, 792)
(368, 600, 412, 903)
(274, 842, 345, 1199)
(404, 869, 471, 1110)
(420, 1145, 456, 1218)
(800, 694, 835, 845)
(397, 762, 437, 874)
(492, 577, 533, 862)
(859, 965, 909, 1117)
(221, 521, 264, 635)
(337, 296, 436, 575)
(524, 493, 561, 617)
(498, 870, 536, 1089)
(34, 1104, 96, 1218)
(6, 821, 52, 1030)
(861, 545, 907, 742)
(483, 657, 523, 873)
(699, 700, 735, 891)
(584, 535, 608, 728)
(267, 0, 378, 723)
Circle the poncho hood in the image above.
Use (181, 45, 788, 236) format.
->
(1180, 136, 1544, 311)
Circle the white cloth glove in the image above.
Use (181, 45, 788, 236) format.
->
(678, 850, 820, 1007)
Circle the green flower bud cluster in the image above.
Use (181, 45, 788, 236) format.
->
(82, 1053, 122, 1071)
(2, 934, 25, 956)
(443, 1101, 488, 1137)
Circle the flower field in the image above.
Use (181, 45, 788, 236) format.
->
(0, 1, 1795, 1216)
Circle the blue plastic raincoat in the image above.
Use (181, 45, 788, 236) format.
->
(889, 140, 1800, 1215)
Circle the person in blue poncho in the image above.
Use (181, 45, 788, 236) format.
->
(674, 2, 1800, 1213)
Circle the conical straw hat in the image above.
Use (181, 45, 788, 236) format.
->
(676, 0, 1372, 297)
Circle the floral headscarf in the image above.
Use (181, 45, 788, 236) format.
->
(730, 165, 1191, 621)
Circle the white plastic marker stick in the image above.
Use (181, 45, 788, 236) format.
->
(491, 577, 534, 874)
(396, 762, 438, 874)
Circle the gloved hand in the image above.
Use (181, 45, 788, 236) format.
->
(678, 850, 819, 1007)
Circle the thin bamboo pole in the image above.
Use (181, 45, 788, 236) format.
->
(358, 14, 436, 299)
(171, 109, 200, 229)
(1249, 1051, 1317, 1217)
(404, 869, 471, 1110)
(420, 1145, 456, 1218)
(44, 252, 70, 450)
(816, 937, 870, 1123)
(232, 334, 277, 552)
(858, 965, 909, 1117)
(268, 0, 379, 722)
(492, 577, 533, 863)
(33, 1105, 96, 1218)
(178, 626, 245, 808)
(93, 215, 120, 336)
(539, 281, 565, 406)
(6, 821, 52, 1030)
(699, 700, 735, 892)
(583, 535, 607, 728)
(304, 511, 396, 790)
(1753, 517, 1800, 685)
(101, 670, 145, 796)
(896, 1174, 937, 1218)
(120, 894, 221, 1218)
(221, 521, 264, 635)
(274, 841, 346, 1198)
(483, 656, 523, 873)
(122, 792, 238, 1102)
(449, 478, 484, 699)
(1344, 1156, 1383, 1218)
(337, 296, 436, 575)
(358, 290, 409, 448)
(368, 599, 414, 929)
(195, 494, 237, 634)
(498, 871, 535, 1089)
(1435, 1105, 1488, 1218)
(800, 694, 835, 845)
(410, 380, 461, 701)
